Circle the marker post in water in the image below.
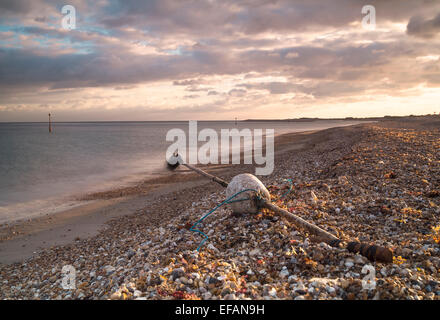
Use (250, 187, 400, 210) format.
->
(48, 113, 52, 133)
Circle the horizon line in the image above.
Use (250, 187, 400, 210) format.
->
(0, 114, 437, 124)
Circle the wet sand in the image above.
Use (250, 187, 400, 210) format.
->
(0, 180, 211, 265)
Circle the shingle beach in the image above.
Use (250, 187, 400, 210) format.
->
(1, 118, 439, 300)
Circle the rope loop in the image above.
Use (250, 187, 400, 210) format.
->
(190, 188, 258, 251)
(280, 178, 293, 199)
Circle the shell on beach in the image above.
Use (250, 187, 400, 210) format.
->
(226, 173, 271, 214)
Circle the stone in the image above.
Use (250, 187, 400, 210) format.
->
(110, 292, 121, 300)
(104, 266, 116, 276)
(354, 254, 366, 264)
(313, 251, 324, 262)
(345, 260, 354, 268)
(127, 249, 136, 259)
(341, 279, 350, 289)
(279, 267, 289, 279)
(171, 268, 185, 281)
(268, 287, 277, 297)
(133, 290, 142, 297)
(326, 286, 335, 294)
(347, 293, 355, 300)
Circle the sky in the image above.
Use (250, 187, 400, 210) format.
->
(0, 0, 440, 122)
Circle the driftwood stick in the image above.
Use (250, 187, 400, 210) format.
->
(167, 152, 229, 188)
(181, 163, 229, 188)
(261, 200, 338, 242)
(259, 198, 393, 263)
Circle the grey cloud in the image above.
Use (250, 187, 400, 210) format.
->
(1, 0, 440, 110)
(186, 86, 212, 92)
(0, 0, 36, 14)
(0, 47, 208, 89)
(98, 0, 440, 37)
(301, 82, 365, 98)
(228, 89, 247, 97)
(238, 82, 296, 94)
(236, 80, 364, 98)
(0, 37, 433, 92)
(0, 99, 231, 121)
(173, 79, 201, 86)
(407, 13, 440, 38)
(183, 94, 200, 99)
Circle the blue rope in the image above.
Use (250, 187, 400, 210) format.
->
(280, 178, 293, 199)
(190, 188, 258, 251)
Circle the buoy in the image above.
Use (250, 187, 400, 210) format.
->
(226, 173, 270, 214)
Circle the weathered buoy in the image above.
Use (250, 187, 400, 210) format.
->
(226, 173, 270, 214)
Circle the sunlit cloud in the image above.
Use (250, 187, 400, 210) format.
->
(0, 0, 440, 121)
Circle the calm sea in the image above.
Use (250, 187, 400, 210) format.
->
(0, 120, 363, 223)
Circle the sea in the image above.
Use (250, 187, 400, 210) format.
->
(0, 120, 364, 223)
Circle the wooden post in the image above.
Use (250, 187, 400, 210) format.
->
(48, 113, 52, 133)
(182, 162, 229, 188)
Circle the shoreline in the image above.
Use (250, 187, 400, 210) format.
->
(0, 118, 439, 300)
(0, 120, 365, 229)
(0, 125, 320, 265)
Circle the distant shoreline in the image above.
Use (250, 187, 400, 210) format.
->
(0, 113, 438, 124)
(243, 114, 440, 122)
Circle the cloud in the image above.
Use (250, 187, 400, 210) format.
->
(407, 13, 440, 38)
(0, 0, 36, 14)
(1, 0, 440, 120)
(238, 82, 296, 94)
(98, 0, 440, 36)
(228, 89, 247, 97)
(173, 79, 203, 86)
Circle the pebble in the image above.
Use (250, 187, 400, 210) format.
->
(110, 292, 121, 300)
(326, 286, 335, 294)
(171, 268, 185, 281)
(279, 267, 289, 279)
(103, 266, 116, 276)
